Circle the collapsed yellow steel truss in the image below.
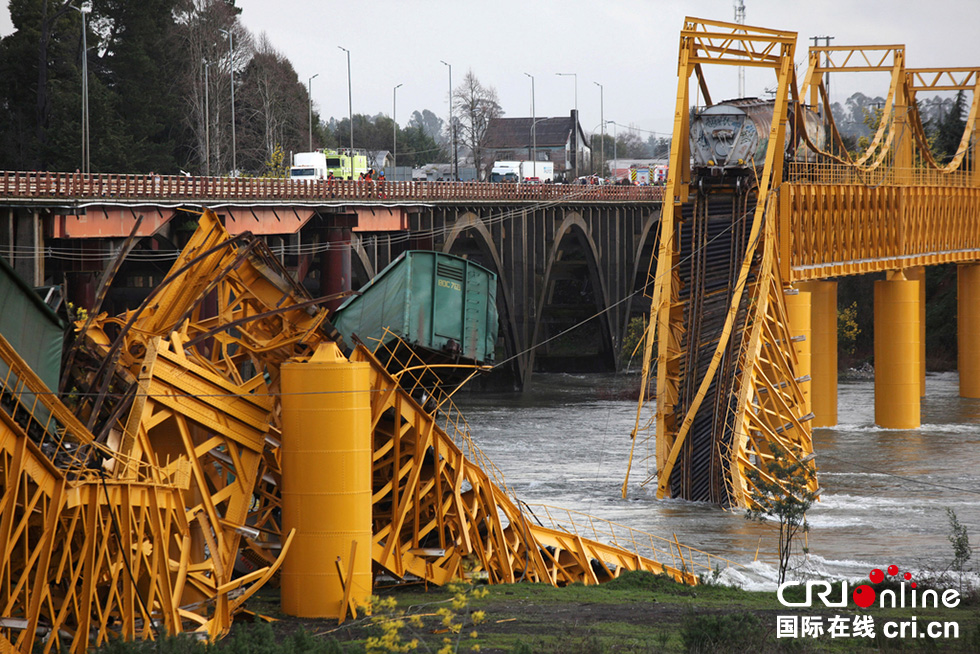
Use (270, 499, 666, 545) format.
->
(627, 17, 980, 508)
(1, 210, 731, 653)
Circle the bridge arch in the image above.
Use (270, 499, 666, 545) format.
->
(350, 239, 375, 288)
(442, 212, 527, 387)
(621, 210, 662, 362)
(528, 210, 617, 377)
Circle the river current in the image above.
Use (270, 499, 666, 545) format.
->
(456, 371, 980, 590)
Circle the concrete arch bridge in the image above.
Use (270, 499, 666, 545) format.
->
(0, 177, 663, 387)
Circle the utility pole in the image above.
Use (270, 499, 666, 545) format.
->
(810, 35, 835, 100)
(594, 82, 604, 175)
(70, 1, 92, 173)
(339, 47, 354, 179)
(204, 61, 210, 176)
(734, 0, 746, 97)
(556, 73, 578, 178)
(441, 60, 456, 180)
(525, 73, 535, 167)
(393, 83, 402, 170)
(308, 73, 319, 151)
(220, 28, 236, 175)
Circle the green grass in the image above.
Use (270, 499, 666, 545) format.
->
(90, 572, 980, 653)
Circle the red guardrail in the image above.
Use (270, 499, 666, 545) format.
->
(0, 171, 665, 203)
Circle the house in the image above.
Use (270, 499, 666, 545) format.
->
(483, 110, 591, 180)
(367, 150, 393, 170)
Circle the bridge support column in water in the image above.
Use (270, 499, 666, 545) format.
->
(802, 280, 838, 427)
(907, 266, 926, 396)
(874, 271, 921, 428)
(959, 263, 980, 398)
(785, 286, 813, 415)
(323, 227, 353, 312)
(281, 342, 373, 619)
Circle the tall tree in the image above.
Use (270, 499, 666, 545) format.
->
(398, 123, 443, 167)
(0, 0, 82, 170)
(932, 90, 967, 164)
(172, 0, 241, 175)
(237, 33, 310, 172)
(96, 0, 183, 172)
(451, 70, 502, 180)
(408, 109, 445, 146)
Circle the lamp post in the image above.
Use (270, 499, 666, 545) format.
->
(594, 81, 603, 175)
(338, 46, 354, 179)
(219, 28, 236, 175)
(440, 60, 456, 180)
(204, 61, 210, 176)
(393, 83, 403, 171)
(524, 73, 535, 166)
(556, 72, 578, 177)
(308, 73, 318, 151)
(70, 1, 92, 173)
(606, 120, 618, 178)
(555, 72, 577, 114)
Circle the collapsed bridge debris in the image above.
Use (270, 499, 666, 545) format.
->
(1, 210, 732, 653)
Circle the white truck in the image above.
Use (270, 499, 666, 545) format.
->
(290, 151, 328, 180)
(520, 160, 554, 183)
(490, 160, 554, 183)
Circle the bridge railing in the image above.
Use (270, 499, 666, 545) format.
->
(0, 170, 665, 203)
(780, 169, 980, 281)
(786, 162, 977, 188)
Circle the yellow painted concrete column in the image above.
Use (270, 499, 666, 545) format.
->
(802, 280, 837, 427)
(281, 342, 373, 619)
(906, 266, 926, 396)
(785, 286, 812, 415)
(874, 271, 921, 428)
(959, 263, 980, 398)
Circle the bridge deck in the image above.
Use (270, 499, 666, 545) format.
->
(0, 170, 664, 205)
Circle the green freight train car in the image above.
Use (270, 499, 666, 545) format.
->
(332, 251, 498, 366)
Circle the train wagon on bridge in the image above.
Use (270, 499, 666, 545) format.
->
(332, 251, 499, 368)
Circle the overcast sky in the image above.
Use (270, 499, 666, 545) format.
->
(3, 1, 979, 141)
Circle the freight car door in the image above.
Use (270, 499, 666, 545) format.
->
(433, 259, 465, 350)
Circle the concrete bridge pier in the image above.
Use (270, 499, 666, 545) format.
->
(874, 270, 921, 428)
(5, 208, 45, 286)
(959, 263, 980, 398)
(323, 227, 353, 313)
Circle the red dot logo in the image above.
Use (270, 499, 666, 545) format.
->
(887, 564, 899, 576)
(869, 568, 884, 584)
(853, 584, 876, 608)
(904, 572, 912, 580)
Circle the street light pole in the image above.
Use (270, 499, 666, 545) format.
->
(308, 73, 318, 151)
(220, 28, 236, 175)
(338, 46, 353, 179)
(556, 72, 578, 177)
(440, 60, 455, 180)
(393, 83, 402, 170)
(594, 81, 603, 176)
(204, 61, 210, 176)
(70, 1, 92, 173)
(607, 120, 618, 177)
(556, 72, 577, 114)
(524, 73, 535, 168)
